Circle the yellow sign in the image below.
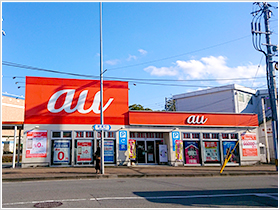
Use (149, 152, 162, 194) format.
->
(128, 139, 136, 160)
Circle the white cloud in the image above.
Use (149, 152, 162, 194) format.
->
(138, 49, 147, 55)
(105, 59, 120, 65)
(144, 56, 266, 84)
(144, 66, 178, 76)
(127, 54, 137, 61)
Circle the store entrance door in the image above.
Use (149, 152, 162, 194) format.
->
(136, 141, 155, 164)
(137, 141, 145, 163)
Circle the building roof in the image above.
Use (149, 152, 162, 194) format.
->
(173, 84, 257, 100)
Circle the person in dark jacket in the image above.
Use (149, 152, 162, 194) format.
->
(95, 147, 101, 174)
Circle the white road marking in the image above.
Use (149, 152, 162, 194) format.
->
(2, 193, 277, 206)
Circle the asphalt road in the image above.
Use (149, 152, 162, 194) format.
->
(2, 175, 278, 208)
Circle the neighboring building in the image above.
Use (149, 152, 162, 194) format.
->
(171, 84, 278, 163)
(21, 77, 260, 168)
(1, 94, 24, 155)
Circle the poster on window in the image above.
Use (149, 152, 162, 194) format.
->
(26, 130, 47, 158)
(159, 145, 168, 163)
(175, 140, 183, 162)
(204, 141, 220, 162)
(241, 133, 258, 156)
(222, 141, 239, 163)
(128, 139, 136, 160)
(184, 141, 200, 164)
(77, 140, 92, 163)
(104, 140, 114, 163)
(53, 140, 70, 163)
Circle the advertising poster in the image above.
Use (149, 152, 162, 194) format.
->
(26, 130, 47, 158)
(128, 139, 136, 160)
(77, 140, 92, 163)
(222, 141, 239, 163)
(175, 140, 183, 162)
(104, 140, 114, 163)
(159, 145, 168, 163)
(204, 141, 220, 162)
(241, 133, 258, 156)
(53, 140, 70, 163)
(184, 141, 200, 164)
(172, 131, 180, 151)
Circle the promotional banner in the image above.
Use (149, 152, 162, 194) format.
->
(241, 133, 258, 156)
(159, 145, 168, 163)
(175, 140, 183, 162)
(119, 130, 127, 151)
(77, 140, 92, 163)
(53, 140, 70, 163)
(128, 139, 136, 160)
(222, 141, 239, 163)
(26, 130, 47, 158)
(184, 141, 200, 164)
(104, 140, 114, 163)
(204, 141, 220, 162)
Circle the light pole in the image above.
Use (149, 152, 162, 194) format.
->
(99, 2, 105, 175)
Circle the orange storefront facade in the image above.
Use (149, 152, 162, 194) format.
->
(22, 77, 260, 168)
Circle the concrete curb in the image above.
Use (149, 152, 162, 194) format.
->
(2, 171, 278, 182)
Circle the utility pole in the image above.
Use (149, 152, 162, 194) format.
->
(251, 2, 278, 171)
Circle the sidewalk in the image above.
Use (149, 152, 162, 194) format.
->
(2, 164, 278, 182)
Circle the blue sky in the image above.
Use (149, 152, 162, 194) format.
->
(1, 1, 278, 110)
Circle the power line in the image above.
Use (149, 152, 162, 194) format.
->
(2, 61, 269, 83)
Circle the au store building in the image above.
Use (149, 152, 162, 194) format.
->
(22, 76, 260, 168)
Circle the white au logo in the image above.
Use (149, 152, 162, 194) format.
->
(187, 115, 208, 124)
(47, 89, 114, 114)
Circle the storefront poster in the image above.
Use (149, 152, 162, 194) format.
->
(104, 140, 114, 163)
(159, 145, 168, 163)
(26, 130, 47, 158)
(128, 139, 136, 160)
(184, 141, 200, 164)
(175, 140, 183, 162)
(53, 140, 70, 163)
(222, 141, 239, 163)
(77, 140, 92, 162)
(241, 133, 258, 156)
(204, 141, 220, 162)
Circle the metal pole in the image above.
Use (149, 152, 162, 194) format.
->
(12, 126, 17, 168)
(261, 97, 270, 163)
(99, 2, 104, 175)
(263, 2, 278, 170)
(17, 128, 22, 167)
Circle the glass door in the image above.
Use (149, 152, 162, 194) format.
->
(136, 141, 145, 163)
(147, 141, 155, 163)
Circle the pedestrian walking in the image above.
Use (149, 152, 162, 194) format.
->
(95, 147, 101, 174)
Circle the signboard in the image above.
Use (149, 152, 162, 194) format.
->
(119, 130, 127, 151)
(241, 133, 258, 157)
(53, 140, 70, 163)
(128, 139, 136, 160)
(184, 141, 200, 164)
(104, 140, 114, 163)
(172, 131, 180, 151)
(204, 141, 220, 162)
(25, 76, 128, 125)
(159, 145, 168, 163)
(77, 140, 92, 163)
(222, 141, 239, 163)
(93, 124, 111, 131)
(175, 140, 183, 162)
(26, 130, 47, 158)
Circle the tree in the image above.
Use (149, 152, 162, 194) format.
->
(129, 104, 152, 111)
